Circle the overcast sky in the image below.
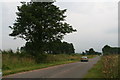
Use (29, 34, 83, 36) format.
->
(0, 0, 119, 53)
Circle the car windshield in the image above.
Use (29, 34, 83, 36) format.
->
(82, 56, 87, 58)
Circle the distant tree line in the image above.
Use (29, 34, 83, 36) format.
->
(21, 40, 75, 56)
(44, 41, 75, 54)
(82, 48, 101, 55)
(102, 45, 120, 55)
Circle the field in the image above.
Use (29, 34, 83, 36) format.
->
(2, 50, 81, 76)
(102, 54, 119, 78)
(2, 50, 97, 76)
(85, 54, 119, 78)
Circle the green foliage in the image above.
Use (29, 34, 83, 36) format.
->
(2, 50, 81, 75)
(102, 45, 120, 55)
(2, 50, 81, 70)
(88, 48, 95, 54)
(102, 55, 119, 78)
(82, 48, 101, 55)
(44, 41, 75, 54)
(35, 54, 47, 63)
(85, 60, 103, 78)
(85, 54, 119, 78)
(102, 45, 111, 55)
(9, 2, 76, 56)
(2, 51, 36, 70)
(20, 40, 75, 56)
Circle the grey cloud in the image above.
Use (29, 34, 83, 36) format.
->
(54, 2, 95, 14)
(105, 27, 118, 34)
(1, 2, 118, 53)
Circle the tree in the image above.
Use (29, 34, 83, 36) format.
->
(70, 43, 75, 54)
(61, 42, 75, 54)
(82, 52, 85, 55)
(85, 50, 89, 55)
(9, 2, 76, 56)
(88, 48, 95, 55)
(44, 41, 75, 54)
(84, 48, 100, 55)
(102, 45, 111, 55)
(102, 45, 120, 55)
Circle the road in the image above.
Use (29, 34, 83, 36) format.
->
(3, 56, 100, 78)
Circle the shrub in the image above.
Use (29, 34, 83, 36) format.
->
(102, 54, 118, 78)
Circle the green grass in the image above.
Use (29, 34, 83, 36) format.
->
(2, 50, 97, 76)
(3, 60, 78, 76)
(102, 54, 119, 78)
(85, 59, 103, 78)
(85, 54, 119, 78)
(2, 51, 82, 76)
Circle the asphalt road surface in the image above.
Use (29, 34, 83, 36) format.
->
(3, 56, 100, 78)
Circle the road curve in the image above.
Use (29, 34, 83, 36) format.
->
(3, 56, 100, 78)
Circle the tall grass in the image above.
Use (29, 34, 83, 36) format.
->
(3, 53, 36, 70)
(102, 54, 119, 78)
(85, 54, 119, 78)
(2, 50, 97, 76)
(2, 50, 83, 75)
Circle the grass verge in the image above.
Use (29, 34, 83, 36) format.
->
(2, 50, 97, 76)
(3, 60, 77, 76)
(84, 58, 103, 78)
(85, 54, 119, 78)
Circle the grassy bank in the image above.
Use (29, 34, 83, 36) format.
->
(2, 50, 97, 76)
(85, 58, 103, 78)
(2, 50, 82, 76)
(3, 60, 78, 76)
(85, 54, 119, 78)
(102, 54, 119, 78)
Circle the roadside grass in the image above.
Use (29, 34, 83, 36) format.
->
(2, 51, 82, 76)
(102, 54, 119, 78)
(3, 60, 77, 76)
(84, 58, 103, 78)
(87, 55, 97, 59)
(85, 54, 119, 78)
(2, 50, 97, 76)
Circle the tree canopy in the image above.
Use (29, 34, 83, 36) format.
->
(9, 2, 76, 56)
(102, 45, 120, 55)
(82, 48, 101, 55)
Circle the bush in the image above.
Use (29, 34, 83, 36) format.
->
(2, 53, 36, 70)
(2, 50, 82, 71)
(35, 54, 47, 63)
(102, 54, 119, 78)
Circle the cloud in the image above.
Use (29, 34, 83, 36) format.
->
(0, 0, 30, 2)
(1, 1, 118, 53)
(55, 2, 95, 14)
(61, 2, 118, 52)
(2, 2, 26, 50)
(57, 0, 119, 2)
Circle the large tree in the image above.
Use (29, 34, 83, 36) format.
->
(9, 2, 76, 56)
(102, 45, 120, 55)
(44, 41, 75, 54)
(102, 45, 111, 55)
(88, 48, 95, 55)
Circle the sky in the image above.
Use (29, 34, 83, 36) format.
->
(0, 0, 119, 53)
